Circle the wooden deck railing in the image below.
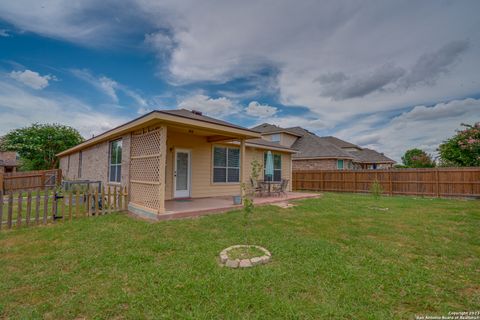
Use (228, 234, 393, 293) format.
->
(292, 167, 480, 198)
(0, 186, 128, 231)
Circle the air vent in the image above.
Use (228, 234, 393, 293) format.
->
(191, 110, 203, 116)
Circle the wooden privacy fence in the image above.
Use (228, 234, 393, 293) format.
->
(0, 169, 62, 193)
(292, 168, 480, 198)
(0, 185, 128, 231)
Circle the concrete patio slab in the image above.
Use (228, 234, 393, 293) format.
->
(131, 192, 320, 221)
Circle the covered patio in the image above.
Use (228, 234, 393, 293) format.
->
(156, 192, 320, 220)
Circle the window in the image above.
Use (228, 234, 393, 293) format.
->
(270, 134, 281, 142)
(337, 159, 344, 170)
(264, 153, 282, 181)
(213, 146, 240, 183)
(109, 139, 122, 183)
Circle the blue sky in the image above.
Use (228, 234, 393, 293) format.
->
(0, 1, 479, 161)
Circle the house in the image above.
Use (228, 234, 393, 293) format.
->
(0, 151, 18, 174)
(57, 109, 296, 219)
(252, 123, 395, 170)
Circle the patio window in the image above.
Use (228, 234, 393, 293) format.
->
(213, 146, 240, 183)
(264, 153, 282, 181)
(109, 139, 122, 183)
(337, 159, 344, 170)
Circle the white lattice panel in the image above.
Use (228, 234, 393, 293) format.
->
(129, 127, 165, 211)
(130, 183, 161, 210)
(131, 128, 164, 157)
(130, 157, 160, 182)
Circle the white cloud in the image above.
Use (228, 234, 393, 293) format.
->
(0, 1, 479, 131)
(137, 106, 152, 115)
(71, 69, 118, 101)
(0, 29, 9, 37)
(245, 101, 277, 118)
(71, 69, 148, 111)
(333, 98, 480, 162)
(145, 1, 478, 126)
(98, 76, 119, 102)
(0, 78, 128, 137)
(9, 69, 56, 90)
(177, 94, 238, 117)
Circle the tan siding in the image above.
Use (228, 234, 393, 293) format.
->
(165, 131, 292, 199)
(260, 133, 297, 148)
(281, 133, 298, 147)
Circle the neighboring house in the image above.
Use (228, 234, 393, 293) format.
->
(0, 151, 18, 174)
(252, 123, 395, 170)
(57, 109, 295, 218)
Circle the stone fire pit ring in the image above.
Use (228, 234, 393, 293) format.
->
(219, 245, 271, 268)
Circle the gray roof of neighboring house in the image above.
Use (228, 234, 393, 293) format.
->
(284, 127, 355, 159)
(251, 123, 302, 136)
(347, 148, 395, 164)
(317, 136, 360, 149)
(244, 138, 296, 152)
(0, 159, 18, 167)
(250, 123, 396, 163)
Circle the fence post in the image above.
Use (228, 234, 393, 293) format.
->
(389, 171, 393, 196)
(56, 169, 62, 186)
(0, 192, 3, 231)
(353, 171, 356, 193)
(17, 191, 23, 228)
(321, 171, 324, 191)
(41, 172, 46, 190)
(7, 192, 13, 229)
(436, 168, 440, 198)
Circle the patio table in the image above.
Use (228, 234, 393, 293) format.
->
(258, 181, 282, 196)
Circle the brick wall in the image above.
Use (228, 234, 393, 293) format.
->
(59, 133, 131, 189)
(292, 159, 354, 170)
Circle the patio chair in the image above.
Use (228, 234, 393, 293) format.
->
(249, 178, 262, 196)
(274, 179, 289, 197)
(257, 181, 270, 197)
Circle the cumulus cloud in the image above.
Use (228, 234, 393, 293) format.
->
(0, 29, 9, 37)
(317, 64, 406, 100)
(400, 40, 470, 89)
(315, 40, 469, 100)
(245, 101, 277, 118)
(0, 79, 127, 137)
(0, 1, 479, 129)
(178, 94, 238, 117)
(9, 69, 56, 90)
(334, 98, 480, 162)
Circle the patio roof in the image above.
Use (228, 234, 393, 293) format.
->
(57, 109, 262, 157)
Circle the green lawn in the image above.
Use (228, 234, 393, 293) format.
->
(0, 193, 479, 319)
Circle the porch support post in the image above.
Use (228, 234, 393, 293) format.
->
(240, 138, 246, 198)
(158, 125, 167, 214)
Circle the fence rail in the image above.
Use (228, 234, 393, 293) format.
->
(292, 167, 480, 198)
(0, 185, 128, 231)
(1, 169, 62, 193)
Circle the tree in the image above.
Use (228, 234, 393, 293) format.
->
(438, 123, 480, 167)
(0, 123, 84, 170)
(401, 148, 436, 168)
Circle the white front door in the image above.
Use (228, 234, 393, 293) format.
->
(174, 149, 191, 198)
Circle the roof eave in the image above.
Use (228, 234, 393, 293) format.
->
(57, 111, 261, 157)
